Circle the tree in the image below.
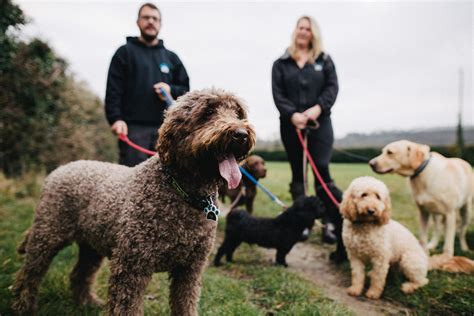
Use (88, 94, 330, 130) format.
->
(0, 0, 116, 177)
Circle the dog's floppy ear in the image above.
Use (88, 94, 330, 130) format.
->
(409, 143, 430, 170)
(378, 191, 392, 225)
(339, 190, 357, 222)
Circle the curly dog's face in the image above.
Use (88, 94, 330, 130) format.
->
(157, 89, 256, 188)
(369, 140, 430, 177)
(340, 177, 391, 225)
(243, 155, 267, 179)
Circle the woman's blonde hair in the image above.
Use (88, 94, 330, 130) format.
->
(288, 16, 323, 64)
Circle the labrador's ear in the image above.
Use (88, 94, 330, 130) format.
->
(410, 144, 430, 170)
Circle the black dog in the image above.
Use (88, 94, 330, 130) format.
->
(214, 196, 325, 267)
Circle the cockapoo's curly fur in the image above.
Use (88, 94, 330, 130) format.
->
(12, 88, 256, 315)
(340, 176, 429, 299)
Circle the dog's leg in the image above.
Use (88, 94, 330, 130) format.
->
(107, 258, 152, 316)
(399, 253, 429, 294)
(245, 198, 254, 214)
(169, 261, 206, 316)
(427, 214, 442, 250)
(214, 238, 231, 266)
(225, 240, 242, 263)
(459, 201, 471, 252)
(214, 243, 226, 267)
(70, 243, 104, 306)
(366, 259, 390, 299)
(443, 212, 456, 256)
(275, 246, 291, 267)
(346, 256, 365, 296)
(214, 238, 241, 266)
(12, 227, 68, 314)
(418, 207, 431, 251)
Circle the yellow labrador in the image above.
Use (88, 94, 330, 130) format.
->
(369, 140, 472, 256)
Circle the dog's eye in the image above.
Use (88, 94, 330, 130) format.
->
(204, 108, 214, 117)
(361, 193, 367, 198)
(387, 150, 393, 155)
(375, 193, 381, 200)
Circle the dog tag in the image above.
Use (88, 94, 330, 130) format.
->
(203, 203, 220, 222)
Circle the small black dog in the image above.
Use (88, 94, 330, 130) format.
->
(214, 196, 325, 267)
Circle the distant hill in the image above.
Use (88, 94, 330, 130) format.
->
(256, 126, 474, 150)
(335, 126, 474, 148)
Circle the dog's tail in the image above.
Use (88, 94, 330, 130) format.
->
(429, 254, 474, 274)
(17, 229, 31, 255)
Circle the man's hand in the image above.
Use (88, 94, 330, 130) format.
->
(153, 82, 171, 101)
(291, 112, 308, 130)
(303, 104, 322, 121)
(111, 120, 128, 136)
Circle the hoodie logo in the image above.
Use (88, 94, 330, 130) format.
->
(160, 63, 170, 74)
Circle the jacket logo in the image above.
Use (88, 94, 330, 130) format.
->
(160, 63, 170, 74)
(314, 63, 323, 71)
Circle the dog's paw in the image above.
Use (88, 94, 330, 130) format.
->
(426, 241, 439, 250)
(365, 287, 382, 299)
(275, 261, 288, 268)
(401, 282, 418, 294)
(460, 241, 470, 252)
(346, 285, 363, 296)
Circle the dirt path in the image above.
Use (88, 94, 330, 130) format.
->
(259, 243, 411, 316)
(218, 206, 410, 315)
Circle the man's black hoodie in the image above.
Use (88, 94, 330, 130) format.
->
(105, 37, 190, 126)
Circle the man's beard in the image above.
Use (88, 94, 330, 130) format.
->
(140, 29, 157, 43)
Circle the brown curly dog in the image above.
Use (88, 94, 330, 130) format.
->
(12, 88, 256, 316)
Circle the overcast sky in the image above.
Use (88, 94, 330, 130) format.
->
(17, 0, 473, 140)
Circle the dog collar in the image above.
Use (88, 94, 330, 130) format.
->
(410, 153, 432, 179)
(162, 168, 220, 221)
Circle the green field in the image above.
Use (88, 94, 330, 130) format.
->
(1, 163, 473, 315)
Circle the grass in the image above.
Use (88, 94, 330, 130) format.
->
(256, 163, 474, 315)
(0, 170, 351, 316)
(1, 163, 473, 315)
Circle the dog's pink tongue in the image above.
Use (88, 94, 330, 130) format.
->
(218, 154, 242, 189)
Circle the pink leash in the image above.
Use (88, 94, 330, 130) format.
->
(295, 129, 340, 207)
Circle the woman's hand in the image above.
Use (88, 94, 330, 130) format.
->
(291, 112, 308, 130)
(303, 104, 322, 121)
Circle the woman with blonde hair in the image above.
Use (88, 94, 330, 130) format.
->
(272, 16, 346, 263)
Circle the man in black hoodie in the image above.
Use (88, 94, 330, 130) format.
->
(105, 3, 190, 166)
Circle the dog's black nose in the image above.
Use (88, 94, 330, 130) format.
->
(232, 128, 248, 143)
(367, 209, 375, 215)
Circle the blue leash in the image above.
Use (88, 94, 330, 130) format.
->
(239, 166, 286, 208)
(159, 87, 174, 107)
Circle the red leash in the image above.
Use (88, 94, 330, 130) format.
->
(296, 129, 340, 207)
(118, 134, 157, 156)
(118, 131, 339, 207)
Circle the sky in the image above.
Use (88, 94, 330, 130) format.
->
(16, 0, 473, 140)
